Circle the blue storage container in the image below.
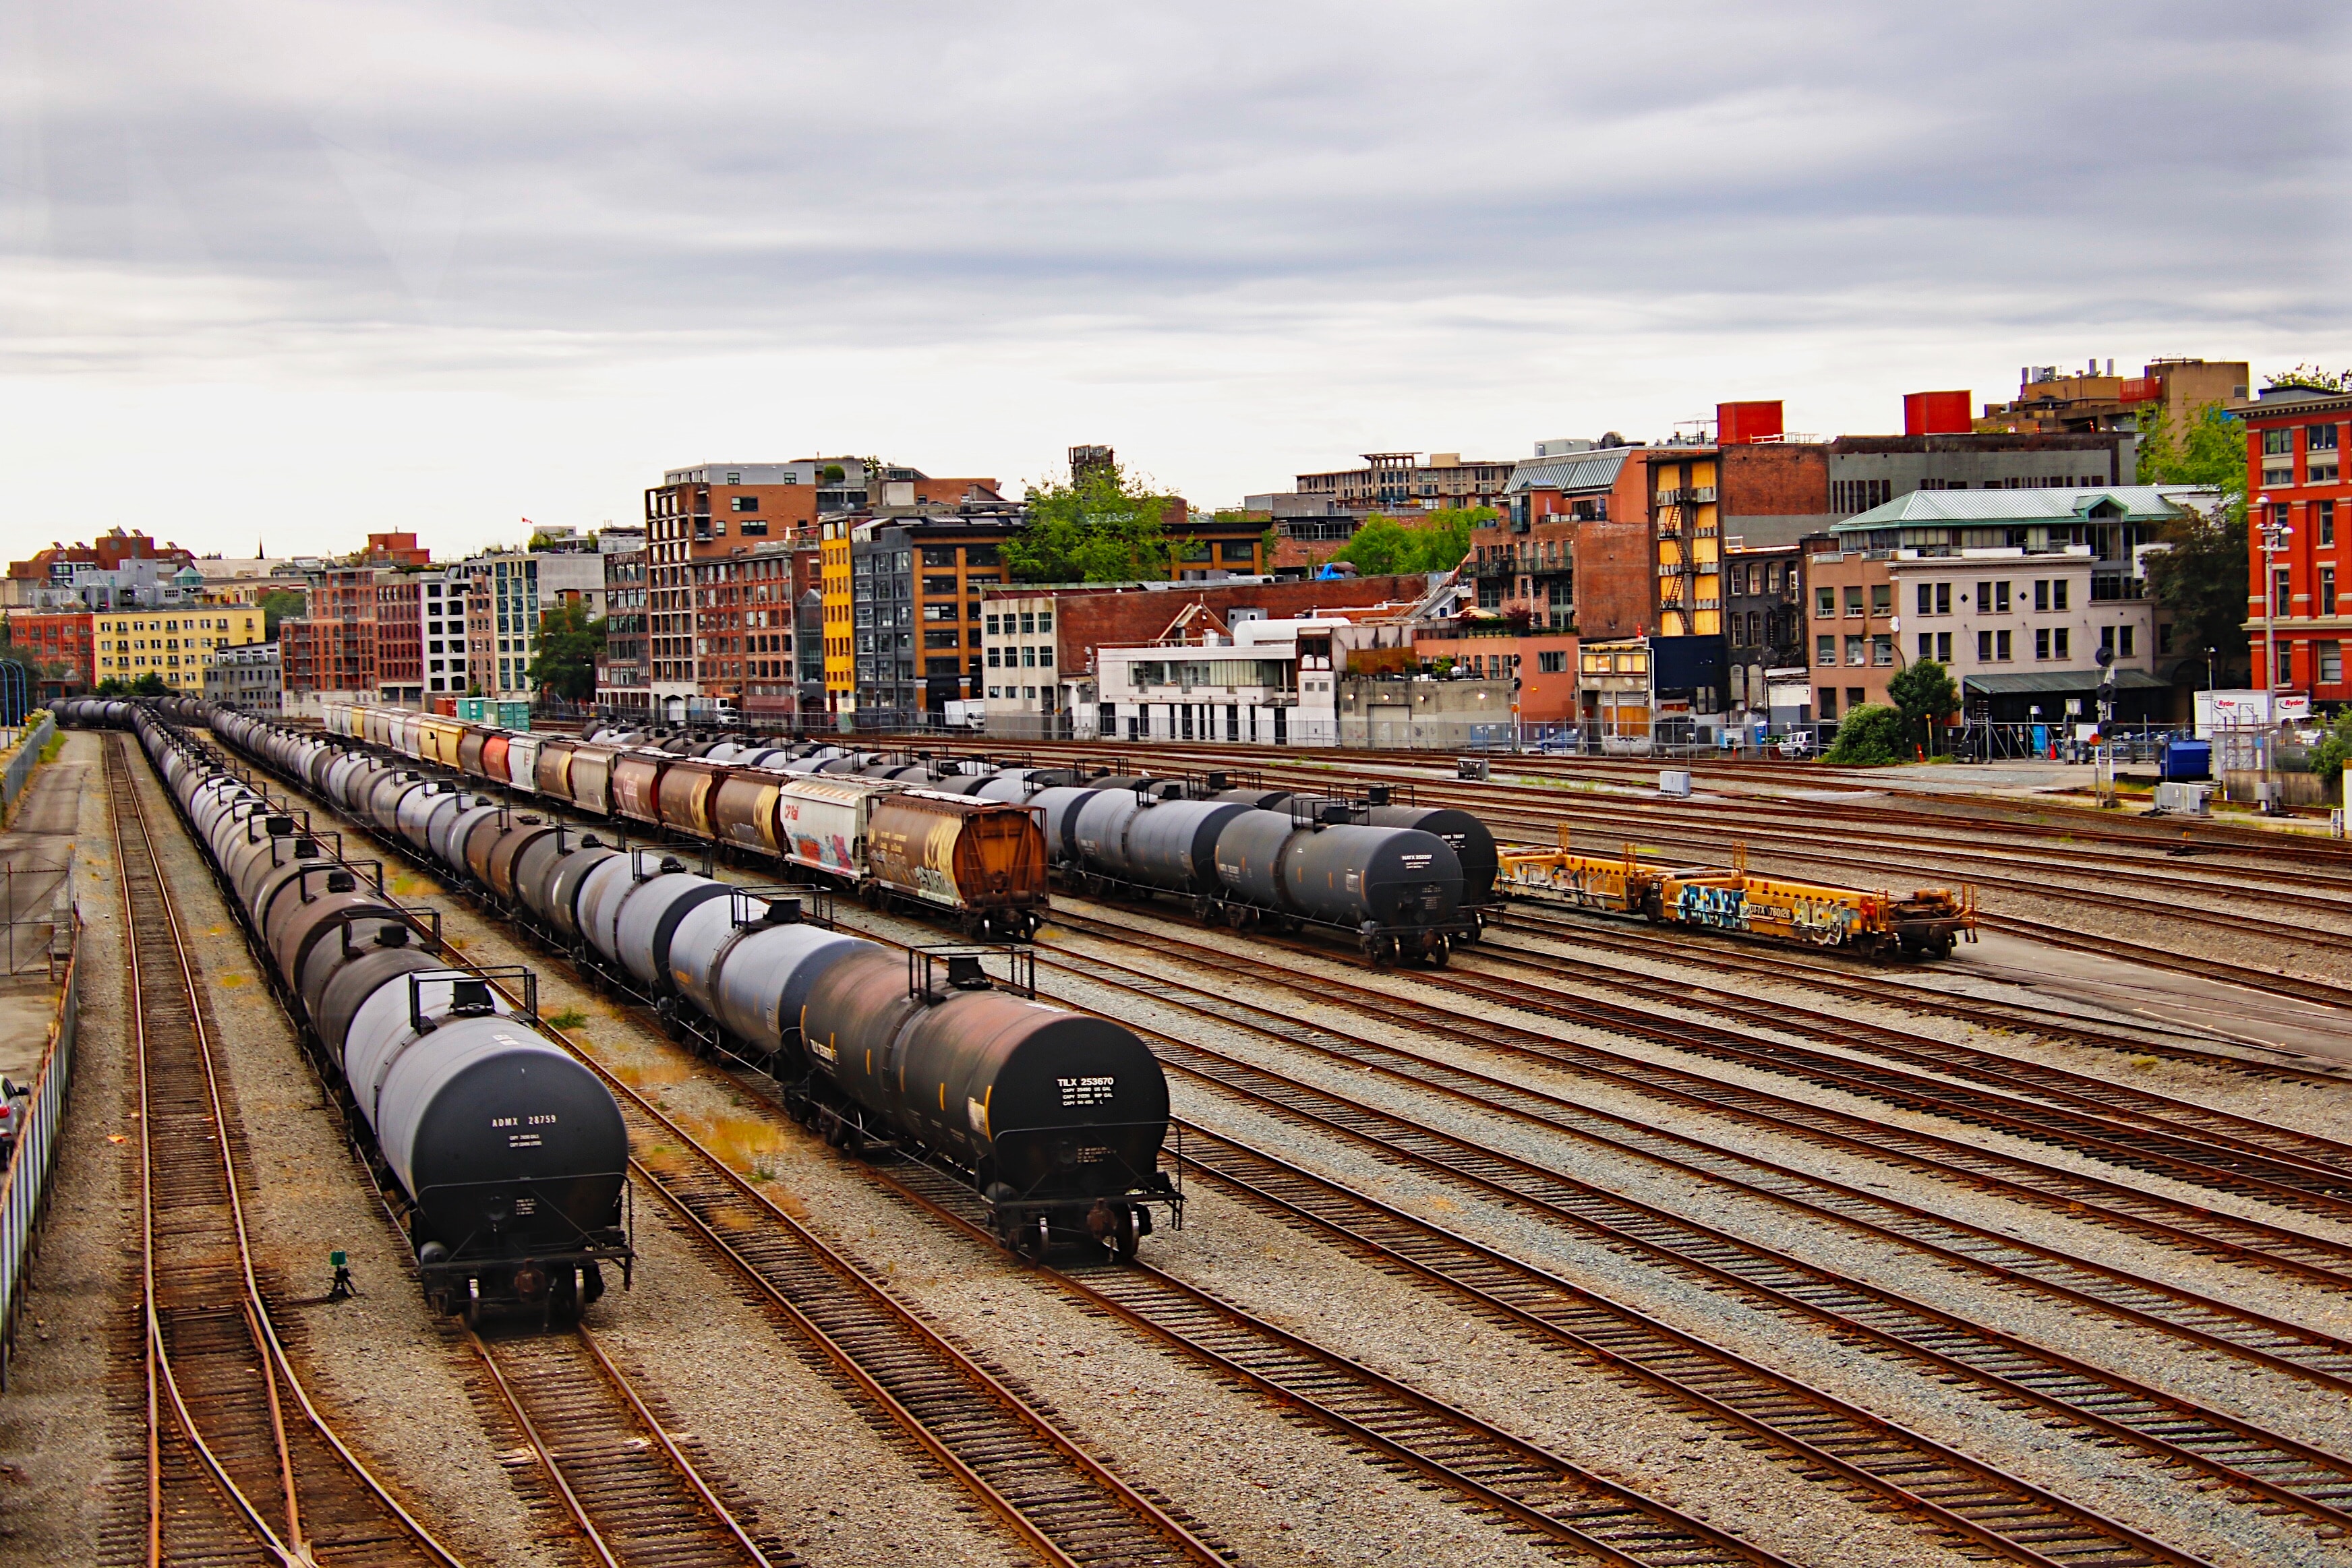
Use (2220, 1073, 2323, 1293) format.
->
(2160, 740, 2210, 781)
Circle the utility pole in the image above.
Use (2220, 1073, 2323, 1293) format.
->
(2254, 495, 2292, 807)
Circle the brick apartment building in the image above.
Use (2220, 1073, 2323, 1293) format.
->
(598, 547, 649, 714)
(1494, 400, 2141, 656)
(2, 610, 97, 696)
(7, 528, 196, 600)
(2235, 384, 2349, 702)
(642, 457, 1000, 721)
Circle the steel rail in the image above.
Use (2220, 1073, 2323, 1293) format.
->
(1038, 905, 2352, 1287)
(951, 738, 2352, 957)
(175, 722, 1232, 1568)
(1444, 918, 2352, 1176)
(1041, 902, 2352, 1219)
(110, 733, 468, 1568)
(466, 1331, 623, 1568)
(1161, 1120, 2204, 1568)
(1106, 1006, 2352, 1540)
(873, 1162, 1802, 1568)
(1030, 919, 2352, 1393)
(1486, 903, 2352, 1084)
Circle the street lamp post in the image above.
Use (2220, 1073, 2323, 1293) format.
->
(2254, 496, 2292, 806)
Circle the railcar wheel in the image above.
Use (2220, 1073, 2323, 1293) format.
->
(1422, 933, 1450, 968)
(1225, 904, 1250, 931)
(1114, 1207, 1140, 1263)
(1016, 1215, 1052, 1261)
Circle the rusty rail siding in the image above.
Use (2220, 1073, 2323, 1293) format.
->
(107, 734, 465, 1568)
(179, 723, 1237, 1568)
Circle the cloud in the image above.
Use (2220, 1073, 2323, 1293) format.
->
(0, 0, 2345, 555)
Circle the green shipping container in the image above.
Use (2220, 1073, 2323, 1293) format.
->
(456, 697, 490, 723)
(496, 700, 532, 731)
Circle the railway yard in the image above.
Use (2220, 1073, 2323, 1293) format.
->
(5, 706, 2352, 1568)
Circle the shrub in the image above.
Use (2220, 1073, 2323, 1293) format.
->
(1823, 703, 1906, 765)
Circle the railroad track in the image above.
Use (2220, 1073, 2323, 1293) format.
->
(1447, 916, 2352, 1172)
(1484, 903, 2352, 1081)
(873, 1162, 1811, 1568)
(465, 1326, 783, 1568)
(1030, 946, 2352, 1549)
(941, 740, 2352, 949)
(1037, 903, 2352, 1284)
(171, 726, 1238, 1568)
(1031, 915, 2352, 1390)
(107, 733, 465, 1568)
(1158, 1123, 2201, 1568)
(1045, 901, 2352, 1222)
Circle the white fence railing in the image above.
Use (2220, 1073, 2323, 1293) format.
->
(0, 913, 79, 1387)
(0, 714, 55, 822)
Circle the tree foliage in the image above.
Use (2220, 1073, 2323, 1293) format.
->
(1330, 508, 1486, 576)
(131, 671, 169, 696)
(1886, 659, 1959, 754)
(1822, 702, 1906, 766)
(2310, 708, 2352, 785)
(2136, 400, 2250, 686)
(1007, 460, 1177, 583)
(256, 589, 307, 638)
(526, 600, 606, 702)
(2264, 364, 2349, 394)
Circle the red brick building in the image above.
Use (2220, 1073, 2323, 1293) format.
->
(374, 574, 427, 706)
(1, 609, 96, 695)
(2236, 385, 2349, 702)
(642, 458, 1001, 717)
(281, 567, 382, 700)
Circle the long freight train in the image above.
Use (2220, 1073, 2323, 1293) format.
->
(309, 703, 1493, 964)
(94, 702, 637, 1324)
(193, 702, 1185, 1259)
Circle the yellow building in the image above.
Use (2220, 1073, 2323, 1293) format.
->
(94, 603, 266, 692)
(820, 518, 854, 709)
(1651, 454, 1722, 638)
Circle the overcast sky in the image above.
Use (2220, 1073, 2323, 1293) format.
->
(1, 1, 2345, 562)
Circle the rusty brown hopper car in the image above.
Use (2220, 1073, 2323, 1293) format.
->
(610, 750, 666, 824)
(535, 739, 578, 802)
(865, 789, 1049, 938)
(656, 760, 726, 840)
(710, 770, 786, 853)
(570, 744, 622, 816)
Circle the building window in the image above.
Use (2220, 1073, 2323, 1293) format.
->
(2264, 428, 2293, 456)
(2119, 624, 2134, 658)
(1816, 586, 1835, 617)
(2036, 628, 2051, 661)
(1871, 634, 1893, 667)
(1817, 635, 1836, 666)
(1918, 632, 1933, 661)
(1844, 634, 1865, 666)
(1844, 586, 1863, 617)
(1537, 649, 1566, 673)
(2276, 566, 2293, 616)
(2278, 642, 2295, 686)
(1996, 630, 2012, 661)
(1818, 686, 1838, 719)
(2320, 641, 2344, 686)
(1869, 584, 1891, 617)
(2322, 566, 2338, 617)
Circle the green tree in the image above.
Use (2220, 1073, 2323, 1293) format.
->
(2310, 708, 2352, 787)
(526, 600, 606, 702)
(1822, 702, 1905, 765)
(1330, 506, 1485, 576)
(2136, 400, 2250, 687)
(1886, 659, 1960, 755)
(131, 671, 169, 697)
(95, 676, 125, 696)
(1007, 460, 1177, 583)
(256, 589, 306, 638)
